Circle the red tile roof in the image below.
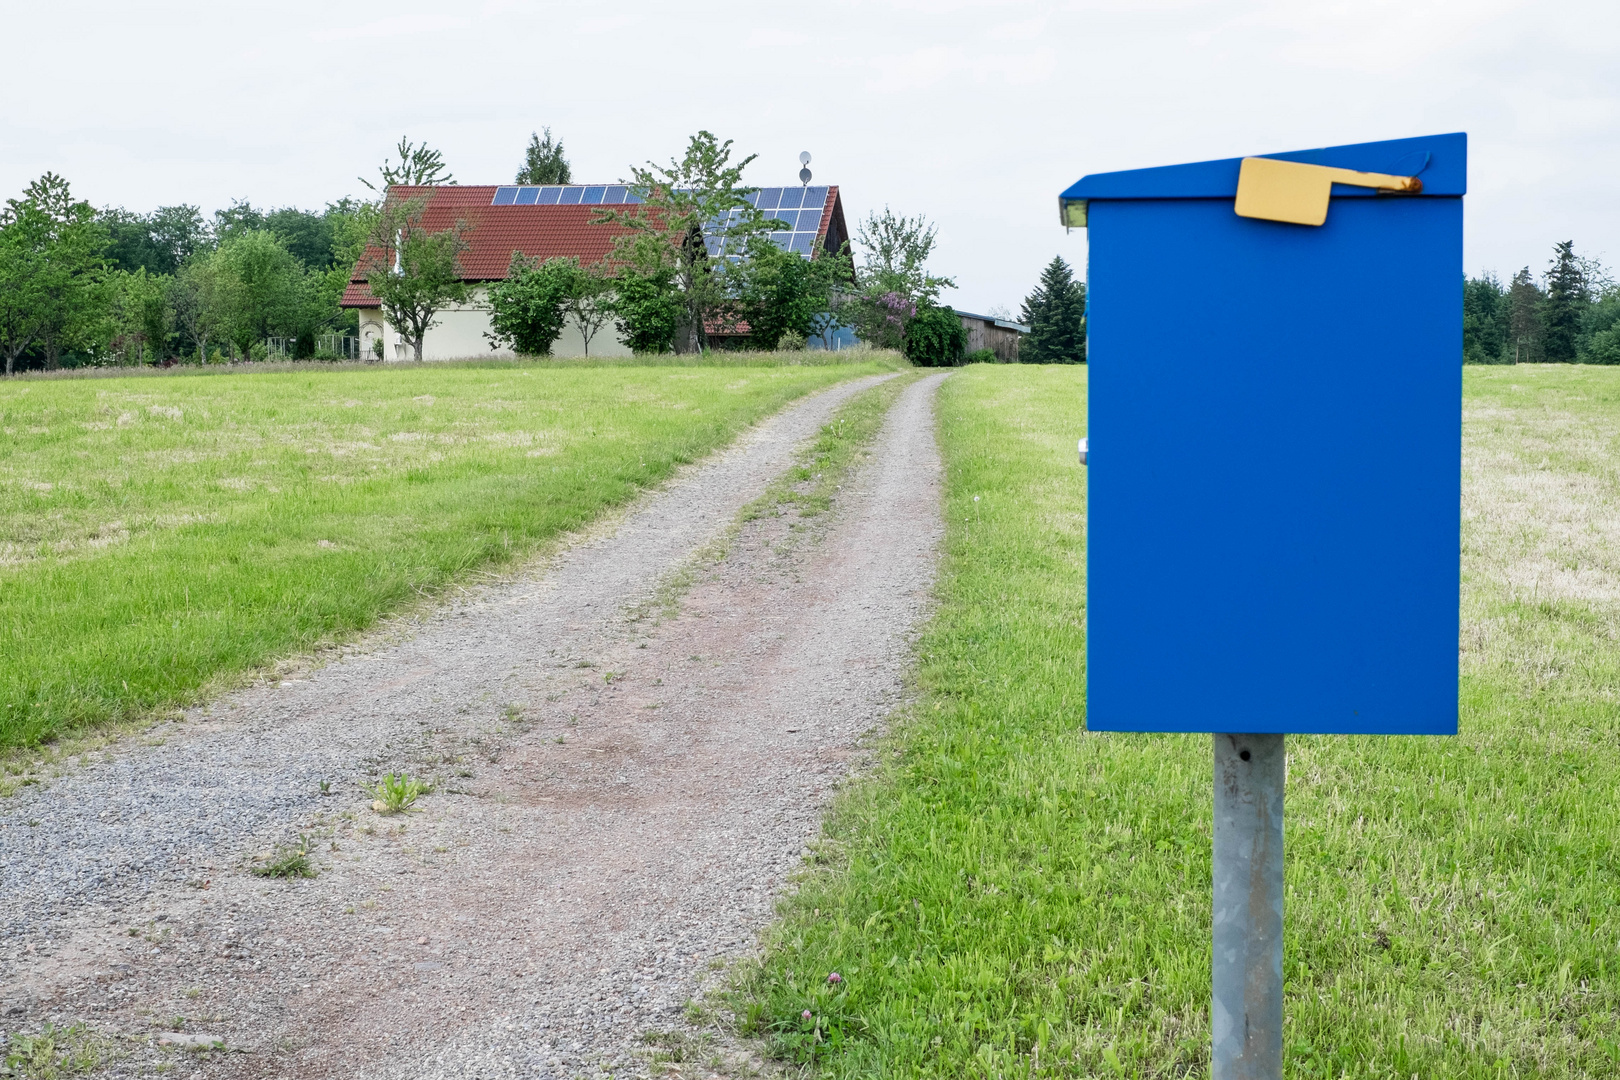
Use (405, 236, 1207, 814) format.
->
(342, 184, 847, 308)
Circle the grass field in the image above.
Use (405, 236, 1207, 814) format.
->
(0, 354, 892, 751)
(740, 364, 1620, 1078)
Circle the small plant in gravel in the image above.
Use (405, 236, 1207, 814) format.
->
(365, 772, 430, 814)
(252, 835, 317, 879)
(4, 1022, 108, 1078)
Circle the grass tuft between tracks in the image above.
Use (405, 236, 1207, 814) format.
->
(0, 356, 892, 750)
(737, 364, 1620, 1078)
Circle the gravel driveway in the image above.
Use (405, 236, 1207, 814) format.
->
(1, 370, 948, 1079)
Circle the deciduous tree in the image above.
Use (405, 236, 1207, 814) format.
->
(169, 253, 225, 361)
(846, 208, 954, 350)
(360, 137, 455, 193)
(595, 131, 776, 353)
(214, 230, 308, 357)
(361, 196, 469, 362)
(0, 173, 110, 373)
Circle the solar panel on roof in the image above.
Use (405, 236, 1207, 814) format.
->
(583, 186, 606, 204)
(534, 186, 561, 205)
(492, 187, 519, 205)
(514, 186, 539, 205)
(755, 188, 782, 210)
(603, 186, 628, 203)
(796, 208, 823, 231)
(776, 188, 805, 210)
(802, 186, 829, 208)
(742, 191, 761, 206)
(788, 232, 815, 255)
(558, 187, 583, 205)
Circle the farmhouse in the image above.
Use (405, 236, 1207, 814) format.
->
(342, 183, 852, 360)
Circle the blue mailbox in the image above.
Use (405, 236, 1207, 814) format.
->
(1063, 133, 1464, 736)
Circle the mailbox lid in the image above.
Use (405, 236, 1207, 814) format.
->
(1081, 146, 1462, 736)
(1062, 132, 1466, 203)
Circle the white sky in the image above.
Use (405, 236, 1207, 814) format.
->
(3, 0, 1617, 313)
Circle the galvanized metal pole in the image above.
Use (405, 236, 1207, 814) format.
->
(1212, 733, 1285, 1080)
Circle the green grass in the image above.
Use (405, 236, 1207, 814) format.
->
(739, 363, 1620, 1078)
(0, 355, 891, 749)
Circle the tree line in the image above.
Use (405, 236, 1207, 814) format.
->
(1465, 240, 1620, 364)
(0, 173, 369, 375)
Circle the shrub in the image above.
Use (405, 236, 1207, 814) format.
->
(965, 347, 997, 364)
(613, 267, 683, 354)
(486, 255, 578, 356)
(903, 305, 966, 367)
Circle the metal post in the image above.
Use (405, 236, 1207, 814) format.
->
(1212, 733, 1285, 1080)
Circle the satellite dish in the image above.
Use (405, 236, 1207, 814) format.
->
(799, 151, 811, 166)
(799, 167, 813, 186)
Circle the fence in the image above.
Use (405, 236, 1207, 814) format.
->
(264, 336, 366, 360)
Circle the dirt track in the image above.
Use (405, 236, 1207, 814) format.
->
(0, 371, 947, 1079)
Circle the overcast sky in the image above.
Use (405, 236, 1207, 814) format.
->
(4, 0, 1617, 313)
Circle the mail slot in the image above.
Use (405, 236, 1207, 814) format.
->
(1063, 133, 1464, 735)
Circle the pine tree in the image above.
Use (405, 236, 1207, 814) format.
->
(1507, 266, 1544, 364)
(1020, 256, 1086, 363)
(516, 129, 572, 185)
(1542, 240, 1586, 363)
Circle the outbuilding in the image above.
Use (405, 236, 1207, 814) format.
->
(953, 310, 1029, 362)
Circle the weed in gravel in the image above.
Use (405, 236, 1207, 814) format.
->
(638, 1028, 713, 1064)
(365, 772, 430, 814)
(317, 779, 331, 795)
(4, 1022, 109, 1078)
(252, 835, 317, 878)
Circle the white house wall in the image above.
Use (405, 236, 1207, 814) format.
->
(355, 287, 631, 361)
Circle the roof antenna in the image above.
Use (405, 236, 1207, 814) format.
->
(799, 151, 812, 187)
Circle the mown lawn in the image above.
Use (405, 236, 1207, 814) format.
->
(0, 356, 889, 749)
(741, 364, 1620, 1078)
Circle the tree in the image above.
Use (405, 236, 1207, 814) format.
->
(1543, 241, 1587, 363)
(361, 196, 470, 362)
(360, 137, 454, 192)
(516, 129, 572, 185)
(108, 268, 173, 364)
(1580, 291, 1620, 364)
(485, 254, 578, 356)
(101, 204, 209, 275)
(1507, 267, 1543, 363)
(0, 204, 51, 376)
(566, 263, 615, 355)
(1020, 256, 1087, 363)
(0, 174, 110, 373)
(1462, 274, 1508, 364)
(903, 305, 966, 367)
(846, 208, 954, 349)
(170, 254, 225, 361)
(594, 131, 777, 353)
(214, 230, 307, 357)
